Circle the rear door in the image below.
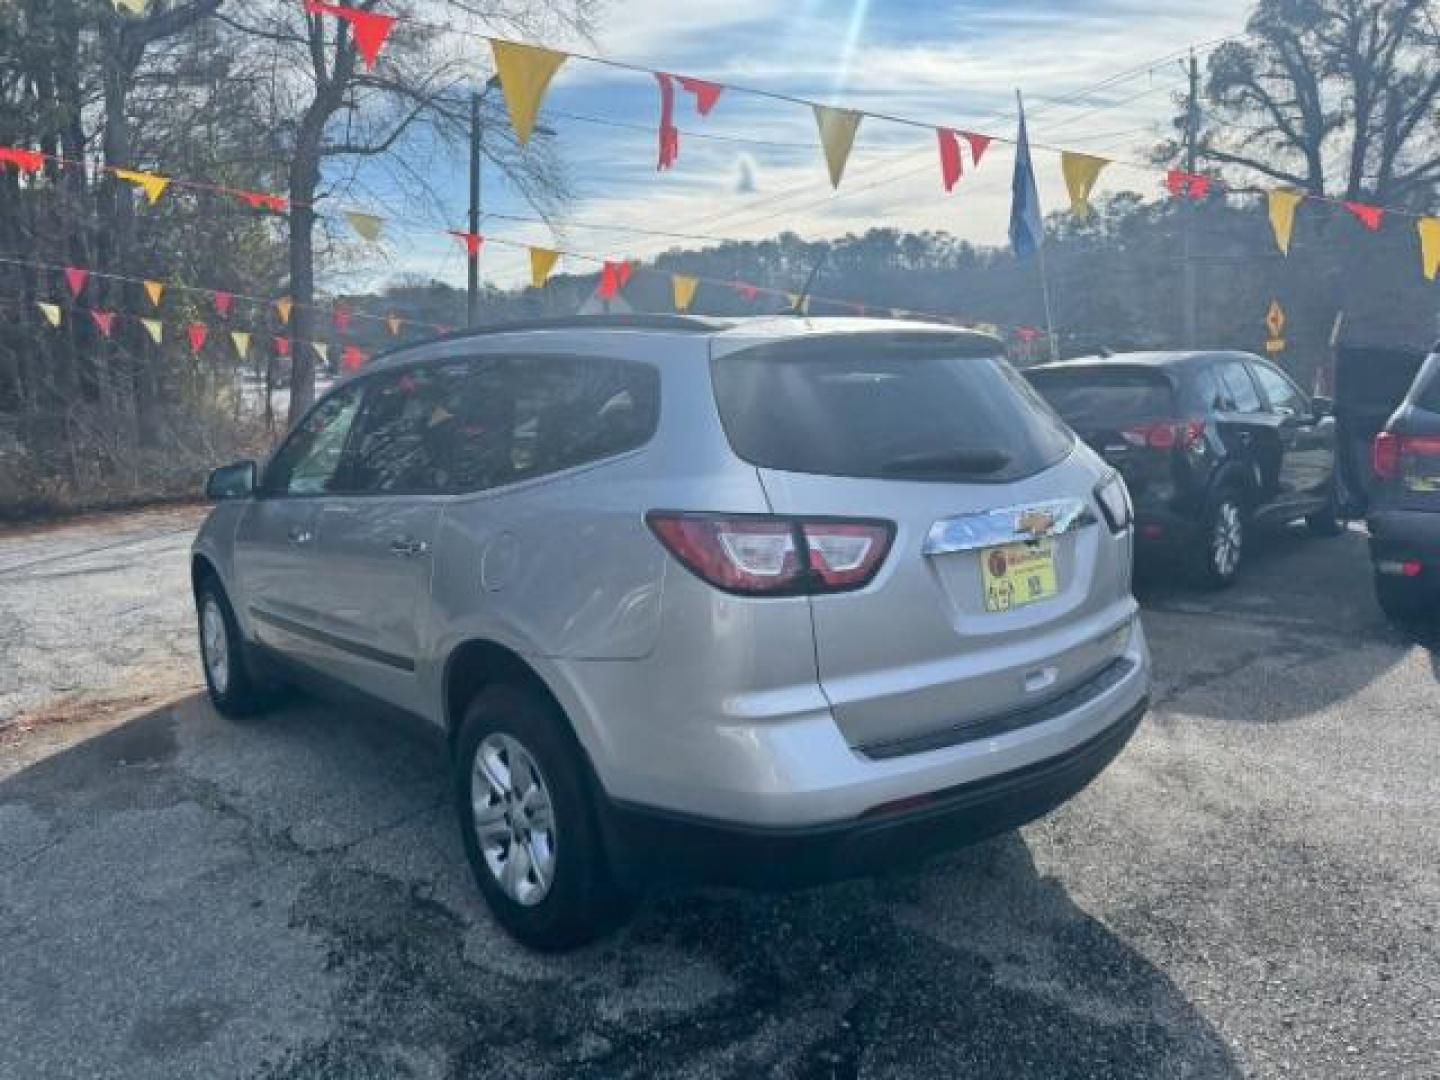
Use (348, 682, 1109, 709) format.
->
(1213, 357, 1277, 501)
(710, 332, 1130, 751)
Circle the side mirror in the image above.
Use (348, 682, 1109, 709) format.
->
(1312, 395, 1333, 418)
(206, 460, 257, 501)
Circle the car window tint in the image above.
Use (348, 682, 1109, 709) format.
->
(713, 335, 1074, 483)
(344, 354, 659, 495)
(265, 384, 363, 495)
(1186, 365, 1227, 412)
(1216, 360, 1262, 413)
(1411, 357, 1440, 412)
(1251, 363, 1307, 417)
(1026, 369, 1175, 428)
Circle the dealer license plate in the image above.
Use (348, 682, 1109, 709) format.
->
(981, 540, 1058, 613)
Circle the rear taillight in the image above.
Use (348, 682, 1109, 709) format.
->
(646, 512, 893, 596)
(1124, 419, 1205, 451)
(1373, 432, 1440, 480)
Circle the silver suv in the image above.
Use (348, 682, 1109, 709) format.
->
(193, 315, 1150, 949)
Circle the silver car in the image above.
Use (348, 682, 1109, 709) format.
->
(192, 315, 1150, 949)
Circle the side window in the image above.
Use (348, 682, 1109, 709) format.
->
(508, 355, 660, 483)
(264, 384, 364, 495)
(345, 362, 486, 494)
(1251, 363, 1308, 418)
(1186, 365, 1226, 412)
(1216, 361, 1263, 413)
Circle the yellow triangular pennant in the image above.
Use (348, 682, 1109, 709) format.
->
(141, 318, 163, 344)
(143, 279, 164, 307)
(230, 330, 251, 360)
(1417, 217, 1440, 282)
(529, 247, 560, 288)
(275, 297, 293, 324)
(1060, 152, 1109, 220)
(312, 341, 329, 363)
(37, 301, 61, 327)
(672, 274, 699, 313)
(491, 40, 569, 145)
(386, 314, 403, 336)
(345, 211, 385, 243)
(112, 0, 147, 14)
(1268, 189, 1304, 255)
(113, 167, 170, 206)
(813, 105, 863, 189)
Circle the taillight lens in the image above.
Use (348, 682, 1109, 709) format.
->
(1373, 433, 1440, 481)
(1123, 419, 1205, 451)
(647, 512, 893, 596)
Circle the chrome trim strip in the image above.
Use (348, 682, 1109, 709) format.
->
(923, 497, 1095, 556)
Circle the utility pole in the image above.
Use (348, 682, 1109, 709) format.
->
(467, 88, 483, 328)
(1181, 49, 1200, 349)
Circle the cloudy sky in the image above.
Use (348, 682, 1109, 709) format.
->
(329, 0, 1256, 296)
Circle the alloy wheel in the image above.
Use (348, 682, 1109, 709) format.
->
(201, 597, 230, 695)
(1212, 501, 1243, 579)
(471, 733, 558, 907)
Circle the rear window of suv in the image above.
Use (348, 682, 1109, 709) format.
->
(711, 334, 1074, 483)
(1026, 367, 1175, 428)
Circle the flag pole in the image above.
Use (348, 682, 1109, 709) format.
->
(1016, 89, 1060, 363)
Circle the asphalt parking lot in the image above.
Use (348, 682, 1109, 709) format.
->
(1, 516, 1436, 1079)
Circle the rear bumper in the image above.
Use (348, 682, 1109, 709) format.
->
(1368, 509, 1440, 567)
(598, 696, 1146, 889)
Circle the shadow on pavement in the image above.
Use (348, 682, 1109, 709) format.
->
(1134, 525, 1429, 723)
(0, 694, 1242, 1079)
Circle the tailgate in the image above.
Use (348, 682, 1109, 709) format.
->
(709, 330, 1134, 753)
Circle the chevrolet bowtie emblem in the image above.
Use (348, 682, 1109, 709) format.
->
(1016, 508, 1056, 538)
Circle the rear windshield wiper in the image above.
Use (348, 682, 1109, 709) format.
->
(880, 448, 1013, 476)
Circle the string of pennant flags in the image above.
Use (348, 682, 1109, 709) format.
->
(89, 2, 1440, 282)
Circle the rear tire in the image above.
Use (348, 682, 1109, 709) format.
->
(1375, 574, 1433, 626)
(453, 683, 627, 951)
(1193, 487, 1246, 589)
(196, 577, 269, 717)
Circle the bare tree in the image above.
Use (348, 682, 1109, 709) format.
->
(219, 0, 591, 424)
(1188, 0, 1440, 204)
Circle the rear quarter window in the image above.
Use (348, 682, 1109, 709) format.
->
(711, 334, 1074, 483)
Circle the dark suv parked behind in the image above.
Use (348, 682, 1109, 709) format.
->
(1027, 351, 1340, 587)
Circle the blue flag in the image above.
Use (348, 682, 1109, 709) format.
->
(1009, 102, 1044, 257)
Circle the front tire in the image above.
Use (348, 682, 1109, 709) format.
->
(196, 577, 268, 716)
(1193, 488, 1246, 589)
(453, 684, 626, 951)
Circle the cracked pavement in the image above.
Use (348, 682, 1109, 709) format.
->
(1, 512, 1437, 1078)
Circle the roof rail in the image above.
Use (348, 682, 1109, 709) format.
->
(360, 313, 734, 367)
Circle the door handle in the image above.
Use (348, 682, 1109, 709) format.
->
(389, 537, 430, 558)
(287, 527, 314, 545)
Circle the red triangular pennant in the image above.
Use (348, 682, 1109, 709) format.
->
(1166, 169, 1210, 199)
(961, 131, 991, 167)
(656, 73, 680, 171)
(340, 345, 365, 371)
(449, 230, 483, 257)
(0, 146, 44, 174)
(617, 261, 634, 288)
(1343, 201, 1384, 231)
(937, 128, 962, 193)
(677, 76, 723, 116)
(332, 305, 351, 334)
(733, 281, 759, 301)
(64, 266, 88, 298)
(91, 310, 116, 338)
(235, 189, 288, 213)
(304, 1, 396, 70)
(188, 322, 208, 355)
(274, 335, 291, 357)
(213, 290, 233, 318)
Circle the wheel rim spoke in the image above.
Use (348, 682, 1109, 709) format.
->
(472, 732, 558, 907)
